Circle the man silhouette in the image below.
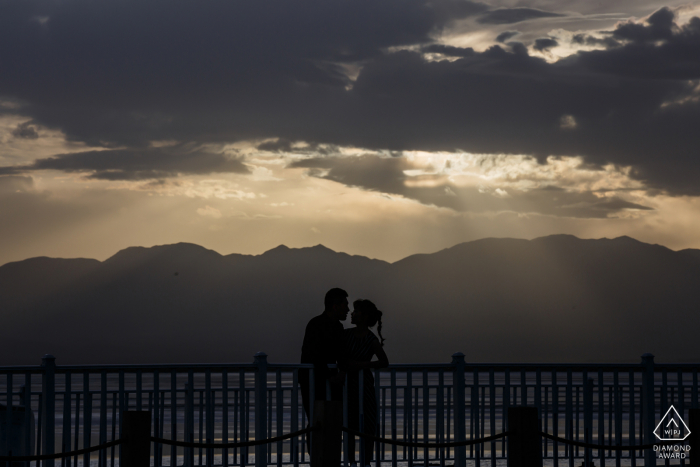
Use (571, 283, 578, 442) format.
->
(300, 287, 348, 452)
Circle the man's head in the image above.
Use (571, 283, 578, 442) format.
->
(324, 287, 349, 321)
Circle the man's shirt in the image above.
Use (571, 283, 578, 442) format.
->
(300, 312, 346, 381)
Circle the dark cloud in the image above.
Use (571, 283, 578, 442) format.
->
(477, 8, 564, 25)
(612, 7, 677, 43)
(496, 31, 520, 43)
(423, 44, 476, 58)
(6, 146, 249, 180)
(0, 3, 699, 195)
(291, 155, 652, 218)
(572, 34, 621, 48)
(533, 38, 559, 51)
(11, 121, 39, 139)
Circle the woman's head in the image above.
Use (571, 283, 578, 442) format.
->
(351, 299, 385, 346)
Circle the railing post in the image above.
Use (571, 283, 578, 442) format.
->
(122, 411, 151, 467)
(507, 407, 542, 467)
(41, 354, 56, 467)
(254, 352, 268, 467)
(452, 352, 466, 467)
(642, 353, 656, 467)
(689, 408, 699, 467)
(311, 401, 342, 467)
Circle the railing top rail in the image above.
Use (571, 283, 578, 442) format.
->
(1, 360, 698, 373)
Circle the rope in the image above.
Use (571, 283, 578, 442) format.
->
(540, 432, 686, 451)
(341, 427, 511, 448)
(151, 426, 314, 448)
(0, 439, 123, 461)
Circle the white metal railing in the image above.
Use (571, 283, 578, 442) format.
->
(0, 353, 697, 467)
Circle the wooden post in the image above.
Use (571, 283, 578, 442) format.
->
(122, 411, 151, 467)
(507, 407, 542, 467)
(689, 409, 699, 467)
(311, 400, 342, 467)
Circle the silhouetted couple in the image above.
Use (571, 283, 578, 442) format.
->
(300, 287, 389, 467)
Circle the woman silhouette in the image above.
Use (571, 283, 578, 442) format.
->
(344, 299, 389, 467)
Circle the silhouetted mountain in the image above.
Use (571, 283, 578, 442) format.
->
(2, 236, 699, 365)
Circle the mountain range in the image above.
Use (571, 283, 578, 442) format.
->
(2, 234, 699, 365)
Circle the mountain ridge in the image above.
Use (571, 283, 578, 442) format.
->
(2, 234, 700, 365)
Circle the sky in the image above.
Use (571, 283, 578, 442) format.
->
(1, 0, 700, 265)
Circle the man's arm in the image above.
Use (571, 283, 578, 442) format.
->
(301, 318, 330, 381)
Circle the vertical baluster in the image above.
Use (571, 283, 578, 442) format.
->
(474, 368, 480, 467)
(234, 387, 239, 466)
(239, 370, 246, 467)
(423, 370, 429, 466)
(246, 379, 252, 466)
(608, 385, 612, 459)
(437, 370, 445, 467)
(24, 373, 33, 467)
(254, 353, 268, 467)
(642, 354, 656, 467)
(446, 386, 451, 463)
(41, 355, 56, 467)
(583, 375, 593, 467)
(535, 369, 542, 463)
(185, 371, 194, 467)
(137, 370, 142, 411)
(153, 371, 160, 467)
(489, 368, 496, 467)
(62, 372, 72, 467)
(291, 370, 299, 467)
(480, 386, 485, 460)
(414, 386, 419, 463)
(629, 370, 636, 467)
(544, 386, 549, 460)
(199, 389, 204, 466)
(503, 369, 510, 459)
(276, 371, 283, 467)
(83, 372, 91, 467)
(566, 369, 573, 467)
(73, 392, 80, 467)
(406, 371, 413, 467)
(268, 389, 273, 465)
(552, 370, 559, 467)
(206, 370, 213, 467)
(6, 372, 12, 461)
(598, 369, 604, 467)
(375, 368, 381, 467)
(99, 371, 108, 467)
(111, 392, 117, 467)
(170, 371, 177, 467)
(391, 370, 397, 467)
(614, 371, 621, 467)
(223, 370, 229, 467)
(381, 383, 387, 464)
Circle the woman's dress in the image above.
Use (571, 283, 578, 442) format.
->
(344, 329, 378, 435)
